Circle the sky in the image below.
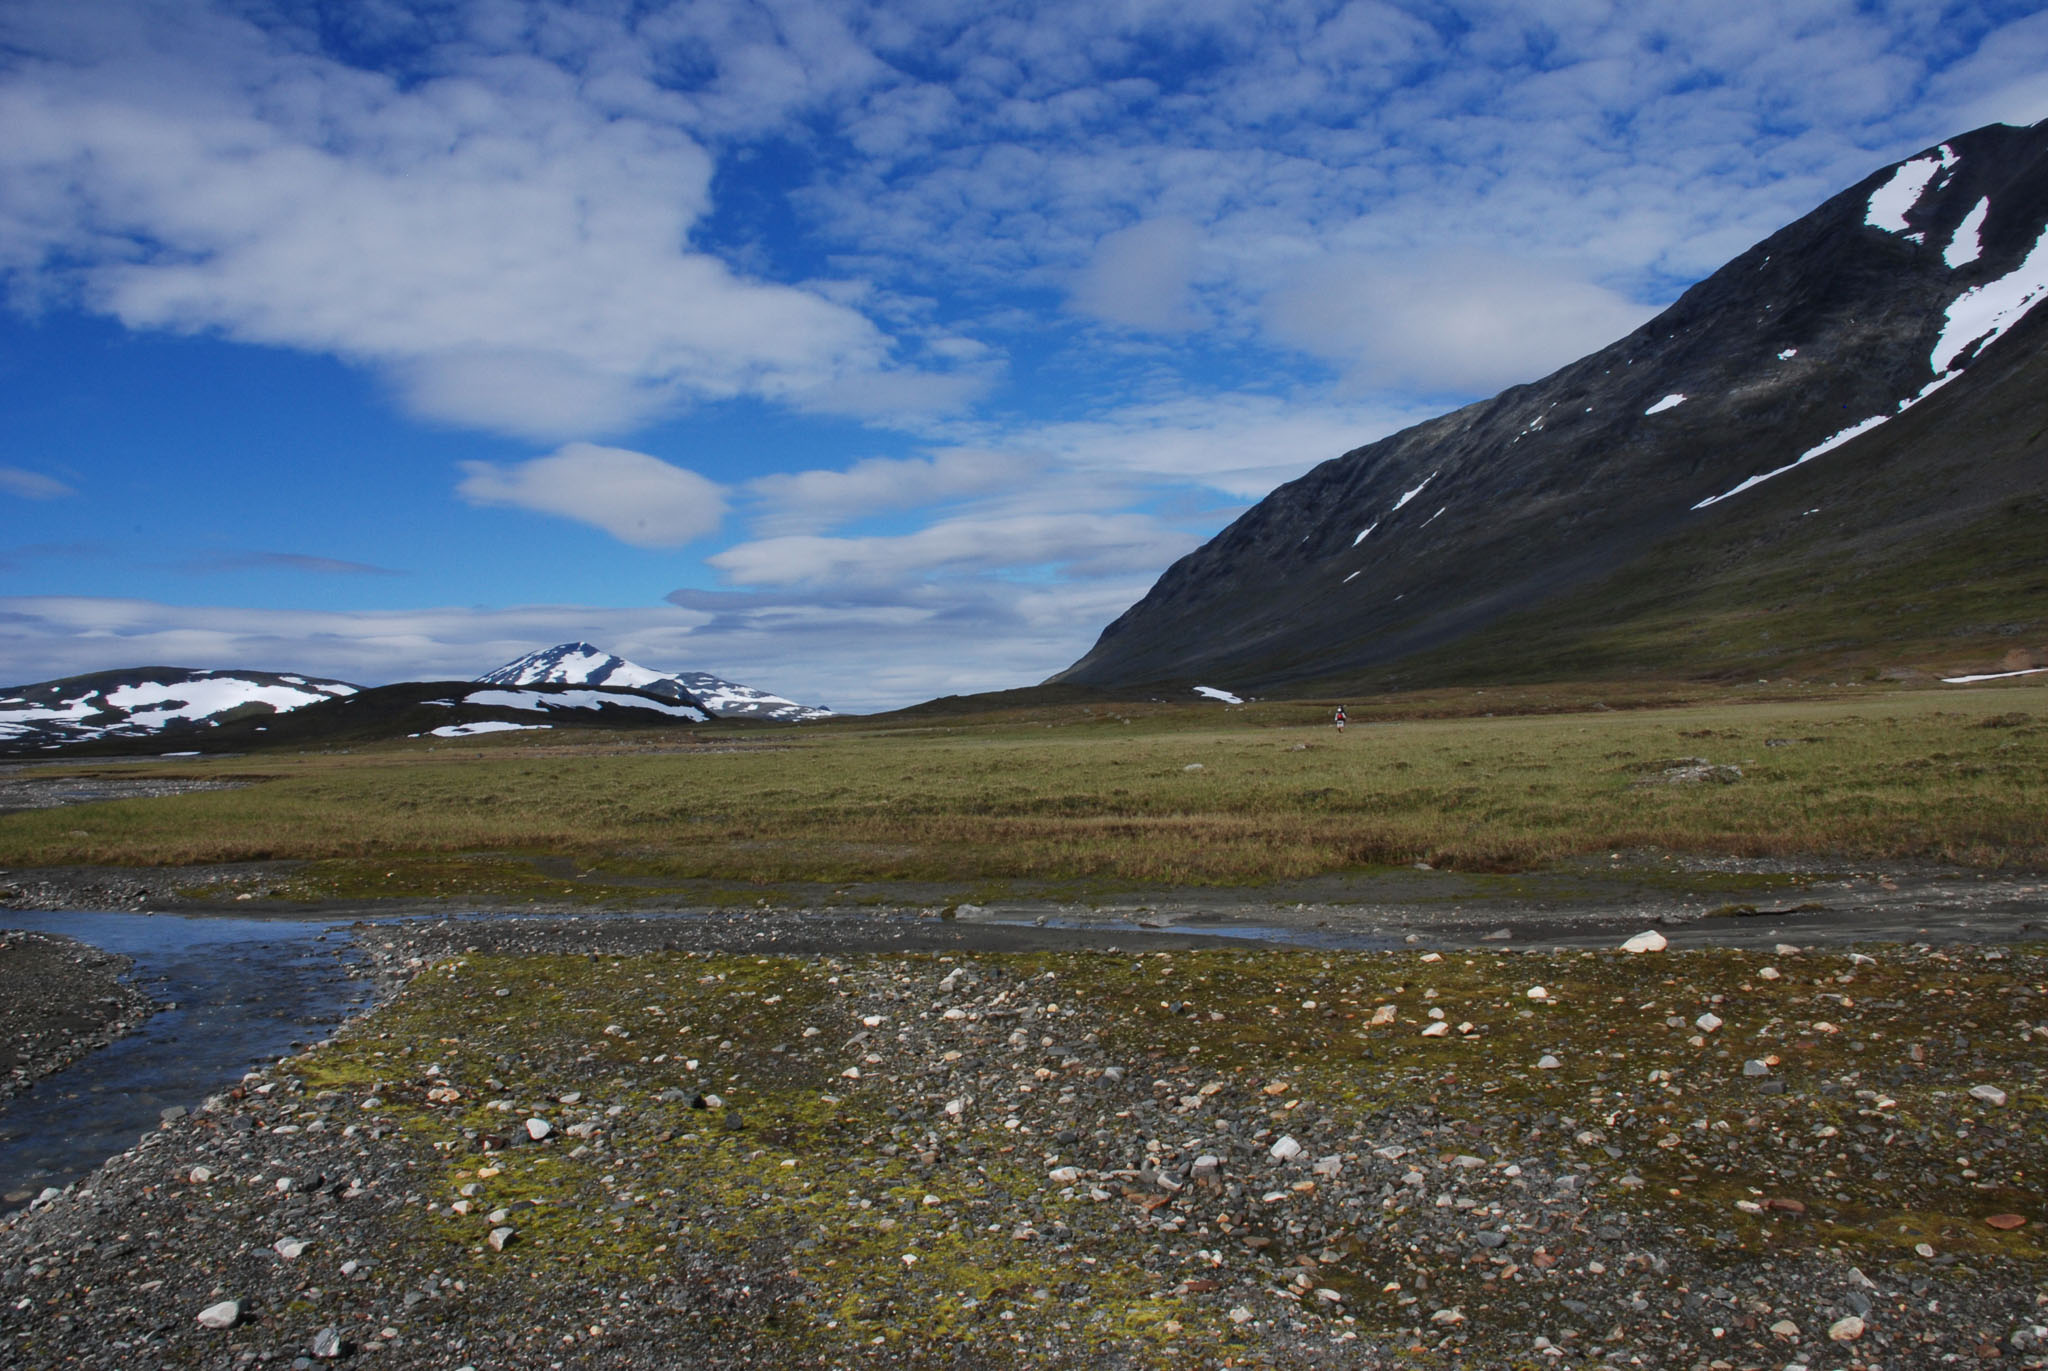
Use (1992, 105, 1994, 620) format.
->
(3, 2, 2047, 712)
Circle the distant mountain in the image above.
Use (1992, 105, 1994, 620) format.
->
(0, 668, 357, 752)
(256, 681, 709, 746)
(1054, 120, 2048, 695)
(480, 643, 832, 721)
(0, 678, 712, 756)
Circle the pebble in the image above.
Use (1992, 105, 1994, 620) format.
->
(1695, 1012, 1723, 1033)
(1829, 1314, 1866, 1342)
(1970, 1084, 2009, 1106)
(8, 921, 2045, 1371)
(1622, 930, 1668, 953)
(524, 1117, 552, 1140)
(196, 1299, 240, 1329)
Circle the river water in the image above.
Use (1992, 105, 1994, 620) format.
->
(0, 910, 378, 1206)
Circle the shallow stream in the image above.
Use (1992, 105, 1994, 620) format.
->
(0, 911, 377, 1206)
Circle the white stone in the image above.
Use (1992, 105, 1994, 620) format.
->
(1537, 1055, 1562, 1070)
(1420, 1022, 1450, 1037)
(524, 1118, 552, 1141)
(1696, 1013, 1723, 1033)
(273, 1237, 308, 1260)
(1829, 1314, 1865, 1342)
(1526, 986, 1549, 1000)
(1270, 1135, 1303, 1162)
(1048, 1166, 1081, 1185)
(488, 1226, 517, 1251)
(1970, 1084, 2009, 1106)
(196, 1299, 240, 1329)
(1621, 930, 1668, 954)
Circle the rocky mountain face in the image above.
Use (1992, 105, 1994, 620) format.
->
(1054, 119, 2048, 694)
(0, 668, 358, 752)
(480, 643, 832, 721)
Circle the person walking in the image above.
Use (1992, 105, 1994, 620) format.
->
(1334, 705, 1347, 732)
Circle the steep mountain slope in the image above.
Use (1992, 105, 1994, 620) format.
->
(481, 643, 832, 721)
(0, 668, 357, 753)
(1054, 120, 2048, 694)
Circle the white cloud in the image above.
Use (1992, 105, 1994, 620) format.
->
(0, 588, 1140, 714)
(1070, 218, 1204, 332)
(1927, 10, 2048, 134)
(0, 1, 958, 439)
(0, 466, 74, 499)
(457, 443, 728, 548)
(708, 511, 1195, 588)
(939, 392, 1444, 500)
(1262, 252, 1657, 395)
(747, 450, 1016, 536)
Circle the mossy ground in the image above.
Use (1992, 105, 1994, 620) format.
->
(283, 939, 2048, 1366)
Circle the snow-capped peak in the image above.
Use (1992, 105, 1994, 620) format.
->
(477, 642, 682, 697)
(478, 644, 834, 721)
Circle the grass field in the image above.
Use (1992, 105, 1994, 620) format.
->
(2, 681, 2044, 902)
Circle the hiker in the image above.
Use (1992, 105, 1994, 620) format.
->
(1334, 705, 1347, 732)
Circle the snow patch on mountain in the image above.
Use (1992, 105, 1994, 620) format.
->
(1699, 218, 2048, 512)
(1945, 198, 1990, 269)
(1193, 686, 1243, 704)
(1932, 224, 2048, 373)
(1865, 145, 1956, 233)
(0, 670, 358, 752)
(480, 643, 831, 721)
(478, 643, 683, 697)
(467, 687, 704, 720)
(430, 720, 552, 737)
(1390, 472, 1436, 512)
(671, 672, 834, 721)
(1644, 393, 1686, 415)
(1942, 667, 2048, 684)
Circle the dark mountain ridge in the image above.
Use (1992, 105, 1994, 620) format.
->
(1053, 120, 2048, 693)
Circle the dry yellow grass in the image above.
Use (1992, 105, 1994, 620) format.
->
(2, 683, 2043, 891)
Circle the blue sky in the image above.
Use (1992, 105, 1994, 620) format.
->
(3, 1, 2046, 711)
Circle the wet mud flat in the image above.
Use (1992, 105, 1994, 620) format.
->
(0, 928, 154, 1102)
(3, 914, 2046, 1369)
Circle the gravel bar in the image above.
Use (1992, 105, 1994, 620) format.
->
(0, 928, 154, 1104)
(3, 916, 2046, 1368)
